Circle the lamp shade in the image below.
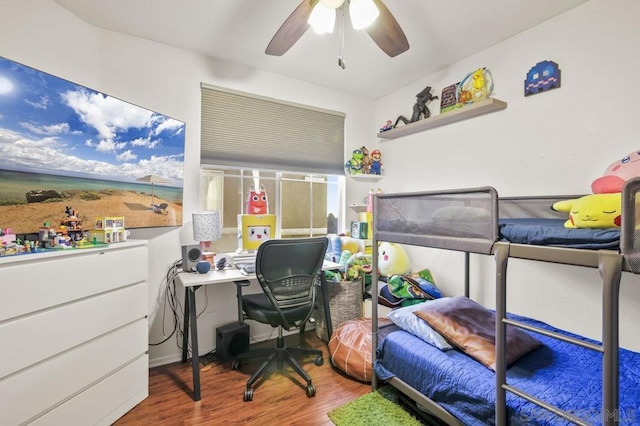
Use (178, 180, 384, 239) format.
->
(192, 211, 221, 242)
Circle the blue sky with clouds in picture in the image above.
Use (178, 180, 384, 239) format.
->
(0, 57, 185, 187)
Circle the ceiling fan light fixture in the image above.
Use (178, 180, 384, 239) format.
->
(318, 0, 346, 8)
(308, 2, 336, 34)
(349, 0, 379, 30)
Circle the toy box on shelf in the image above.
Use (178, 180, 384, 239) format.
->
(88, 216, 128, 243)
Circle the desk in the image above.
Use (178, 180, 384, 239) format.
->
(177, 260, 341, 401)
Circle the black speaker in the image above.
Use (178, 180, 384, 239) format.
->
(216, 322, 250, 362)
(181, 245, 201, 273)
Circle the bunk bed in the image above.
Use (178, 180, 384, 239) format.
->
(370, 181, 640, 426)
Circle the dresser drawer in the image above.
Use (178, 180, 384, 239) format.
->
(0, 318, 147, 425)
(0, 244, 147, 321)
(31, 354, 149, 426)
(0, 282, 147, 380)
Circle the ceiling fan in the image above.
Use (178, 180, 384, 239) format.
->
(265, 0, 409, 58)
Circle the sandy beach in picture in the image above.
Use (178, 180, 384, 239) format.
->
(0, 190, 182, 234)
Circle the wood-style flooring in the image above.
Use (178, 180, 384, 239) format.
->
(115, 331, 371, 425)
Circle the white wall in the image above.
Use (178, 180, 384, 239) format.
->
(374, 0, 640, 351)
(2, 0, 638, 368)
(0, 0, 375, 366)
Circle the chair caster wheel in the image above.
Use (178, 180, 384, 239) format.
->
(314, 356, 324, 366)
(306, 384, 316, 398)
(244, 388, 254, 401)
(232, 359, 241, 370)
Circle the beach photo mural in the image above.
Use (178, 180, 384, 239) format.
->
(0, 57, 185, 235)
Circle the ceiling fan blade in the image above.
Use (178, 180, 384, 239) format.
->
(266, 0, 318, 56)
(365, 0, 409, 57)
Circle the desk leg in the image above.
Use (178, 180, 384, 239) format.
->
(320, 273, 333, 340)
(187, 287, 201, 401)
(181, 287, 190, 363)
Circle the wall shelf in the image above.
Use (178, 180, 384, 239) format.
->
(349, 203, 367, 213)
(347, 174, 384, 182)
(377, 98, 507, 140)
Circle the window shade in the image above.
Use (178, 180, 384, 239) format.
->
(201, 84, 345, 175)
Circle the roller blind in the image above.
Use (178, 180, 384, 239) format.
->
(201, 84, 345, 175)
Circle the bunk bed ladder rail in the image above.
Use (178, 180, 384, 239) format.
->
(494, 243, 623, 426)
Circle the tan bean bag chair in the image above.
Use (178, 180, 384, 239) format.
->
(328, 317, 392, 383)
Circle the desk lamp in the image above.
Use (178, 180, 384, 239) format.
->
(192, 210, 221, 273)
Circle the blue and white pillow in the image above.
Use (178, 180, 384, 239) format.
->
(387, 299, 453, 350)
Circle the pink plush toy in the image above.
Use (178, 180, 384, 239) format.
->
(591, 149, 640, 194)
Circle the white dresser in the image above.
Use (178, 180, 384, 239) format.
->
(0, 240, 149, 425)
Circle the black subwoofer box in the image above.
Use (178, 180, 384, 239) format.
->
(216, 322, 250, 362)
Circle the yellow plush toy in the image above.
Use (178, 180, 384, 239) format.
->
(378, 242, 411, 276)
(552, 193, 622, 228)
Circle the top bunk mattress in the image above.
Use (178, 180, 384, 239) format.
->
(499, 218, 620, 249)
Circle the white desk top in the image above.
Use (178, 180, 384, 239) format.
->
(177, 260, 341, 288)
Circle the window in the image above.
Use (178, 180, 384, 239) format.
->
(199, 85, 346, 253)
(201, 167, 344, 253)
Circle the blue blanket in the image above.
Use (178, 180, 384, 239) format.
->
(375, 314, 640, 425)
(499, 218, 620, 249)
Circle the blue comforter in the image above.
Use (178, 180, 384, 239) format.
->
(499, 219, 620, 249)
(375, 315, 640, 425)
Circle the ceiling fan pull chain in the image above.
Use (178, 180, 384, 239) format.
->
(338, 5, 346, 69)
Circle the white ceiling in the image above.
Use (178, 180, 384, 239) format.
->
(53, 0, 589, 100)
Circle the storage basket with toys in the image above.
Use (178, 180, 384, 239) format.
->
(313, 235, 370, 342)
(327, 241, 444, 383)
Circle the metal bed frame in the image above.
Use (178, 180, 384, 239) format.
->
(370, 178, 640, 425)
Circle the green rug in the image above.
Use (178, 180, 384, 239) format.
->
(328, 387, 422, 426)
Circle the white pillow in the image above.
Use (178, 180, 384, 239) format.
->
(386, 300, 453, 350)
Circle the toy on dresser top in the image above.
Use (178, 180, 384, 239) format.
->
(0, 227, 20, 256)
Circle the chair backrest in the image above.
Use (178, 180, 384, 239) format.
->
(255, 237, 328, 326)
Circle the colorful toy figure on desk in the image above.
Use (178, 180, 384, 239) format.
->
(245, 184, 269, 214)
(370, 150, 383, 175)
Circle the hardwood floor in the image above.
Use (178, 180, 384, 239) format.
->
(115, 331, 371, 425)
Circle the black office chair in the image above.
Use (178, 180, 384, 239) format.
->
(232, 236, 328, 402)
